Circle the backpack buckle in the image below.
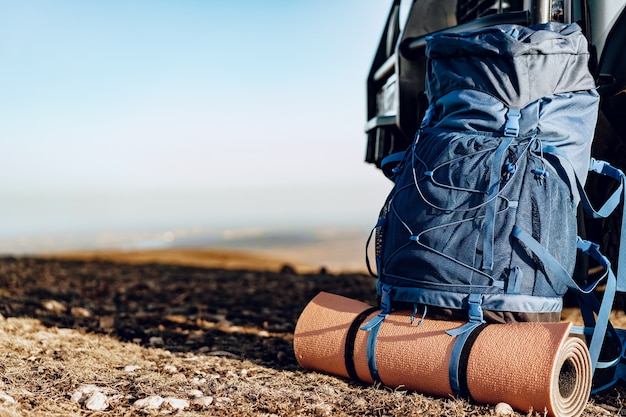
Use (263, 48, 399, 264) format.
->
(467, 293, 484, 323)
(504, 108, 521, 137)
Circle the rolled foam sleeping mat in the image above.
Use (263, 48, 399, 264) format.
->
(293, 292, 592, 417)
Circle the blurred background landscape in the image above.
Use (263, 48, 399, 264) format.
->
(0, 1, 398, 270)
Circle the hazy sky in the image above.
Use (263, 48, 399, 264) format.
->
(0, 1, 399, 248)
(0, 1, 393, 191)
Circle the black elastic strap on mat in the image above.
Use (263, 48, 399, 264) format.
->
(345, 307, 379, 382)
(454, 323, 488, 398)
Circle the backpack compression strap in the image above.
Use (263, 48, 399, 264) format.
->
(522, 150, 626, 389)
(359, 285, 393, 382)
(359, 290, 489, 397)
(543, 146, 626, 292)
(482, 134, 515, 270)
(512, 226, 616, 375)
(446, 293, 487, 397)
(583, 158, 626, 292)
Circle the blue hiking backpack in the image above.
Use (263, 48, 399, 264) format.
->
(365, 22, 626, 393)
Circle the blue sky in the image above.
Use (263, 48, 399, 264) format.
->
(0, 1, 398, 249)
(0, 1, 393, 190)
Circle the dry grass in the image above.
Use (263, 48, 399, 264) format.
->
(0, 316, 505, 417)
(0, 254, 624, 416)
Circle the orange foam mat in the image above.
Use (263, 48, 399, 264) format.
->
(294, 292, 591, 417)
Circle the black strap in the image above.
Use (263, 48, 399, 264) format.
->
(345, 307, 379, 382)
(454, 323, 488, 399)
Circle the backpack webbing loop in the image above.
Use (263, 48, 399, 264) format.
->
(447, 294, 486, 397)
(483, 136, 514, 270)
(448, 323, 488, 398)
(360, 313, 386, 383)
(360, 285, 394, 382)
(576, 238, 617, 375)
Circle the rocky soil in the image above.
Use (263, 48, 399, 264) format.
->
(0, 255, 623, 416)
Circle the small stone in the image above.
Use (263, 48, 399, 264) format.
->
(215, 397, 232, 406)
(42, 300, 66, 314)
(70, 390, 84, 403)
(163, 397, 189, 410)
(192, 396, 214, 407)
(70, 307, 91, 317)
(171, 373, 187, 382)
(495, 402, 514, 416)
(134, 395, 164, 409)
(124, 365, 141, 373)
(190, 377, 207, 385)
(0, 392, 15, 405)
(149, 336, 164, 346)
(99, 316, 115, 330)
(187, 389, 203, 398)
(164, 314, 187, 324)
(240, 369, 248, 377)
(71, 384, 101, 404)
(207, 350, 237, 358)
(84, 391, 108, 411)
(162, 365, 178, 374)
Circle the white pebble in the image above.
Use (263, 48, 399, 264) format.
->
(42, 299, 66, 314)
(0, 392, 15, 405)
(84, 392, 108, 411)
(190, 377, 207, 385)
(162, 365, 178, 374)
(215, 397, 232, 406)
(134, 395, 164, 409)
(495, 402, 514, 416)
(149, 336, 164, 346)
(124, 365, 141, 373)
(187, 389, 204, 398)
(70, 391, 84, 403)
(163, 397, 189, 410)
(192, 396, 214, 407)
(70, 307, 91, 317)
(70, 384, 100, 403)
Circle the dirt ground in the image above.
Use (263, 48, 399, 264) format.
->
(0, 253, 624, 416)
